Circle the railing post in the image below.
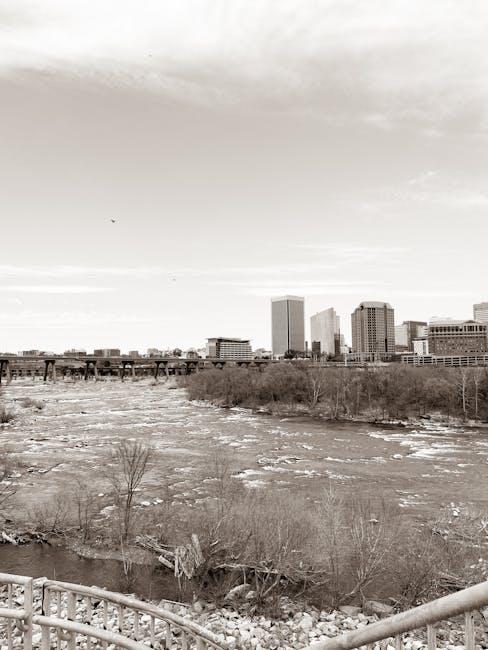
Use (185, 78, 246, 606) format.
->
(41, 625, 51, 650)
(465, 611, 475, 650)
(67, 591, 77, 650)
(23, 577, 33, 650)
(427, 624, 436, 650)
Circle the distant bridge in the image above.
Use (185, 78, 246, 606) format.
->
(0, 354, 275, 383)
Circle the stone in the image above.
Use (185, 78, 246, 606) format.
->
(363, 600, 394, 617)
(192, 600, 204, 614)
(225, 583, 252, 601)
(298, 613, 314, 633)
(339, 605, 361, 616)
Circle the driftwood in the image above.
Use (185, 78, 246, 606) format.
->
(136, 534, 205, 579)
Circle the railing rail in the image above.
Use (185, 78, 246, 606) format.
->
(0, 573, 227, 649)
(306, 580, 488, 650)
(42, 579, 226, 649)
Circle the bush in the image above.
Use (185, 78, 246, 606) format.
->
(0, 408, 14, 424)
(186, 364, 488, 421)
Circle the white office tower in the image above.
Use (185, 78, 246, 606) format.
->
(271, 296, 305, 356)
(310, 308, 340, 357)
(473, 302, 488, 323)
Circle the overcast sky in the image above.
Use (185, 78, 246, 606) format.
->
(1, 1, 487, 352)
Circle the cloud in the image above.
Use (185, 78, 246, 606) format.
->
(0, 310, 177, 328)
(0, 285, 115, 294)
(1, 1, 488, 133)
(295, 243, 409, 264)
(0, 265, 167, 278)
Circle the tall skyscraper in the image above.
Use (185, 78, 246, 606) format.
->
(351, 301, 395, 354)
(271, 296, 305, 356)
(310, 308, 340, 357)
(473, 302, 488, 323)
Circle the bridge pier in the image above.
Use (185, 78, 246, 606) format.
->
(84, 361, 98, 380)
(43, 360, 56, 382)
(0, 359, 8, 384)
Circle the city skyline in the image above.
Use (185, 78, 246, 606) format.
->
(0, 295, 488, 354)
(1, 2, 488, 351)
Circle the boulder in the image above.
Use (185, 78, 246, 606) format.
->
(363, 600, 394, 617)
(339, 605, 361, 616)
(298, 613, 314, 633)
(224, 583, 252, 601)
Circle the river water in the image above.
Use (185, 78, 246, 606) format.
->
(1, 378, 487, 592)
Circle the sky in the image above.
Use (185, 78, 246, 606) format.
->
(1, 0, 488, 352)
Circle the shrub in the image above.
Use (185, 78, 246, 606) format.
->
(0, 408, 14, 424)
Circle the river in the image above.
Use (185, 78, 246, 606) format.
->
(1, 377, 487, 592)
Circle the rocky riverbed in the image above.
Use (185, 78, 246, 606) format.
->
(1, 579, 488, 649)
(1, 379, 488, 522)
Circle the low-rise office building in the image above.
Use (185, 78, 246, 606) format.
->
(428, 320, 488, 355)
(412, 337, 429, 356)
(93, 348, 121, 357)
(206, 337, 252, 359)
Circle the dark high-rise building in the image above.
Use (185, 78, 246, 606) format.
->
(271, 296, 305, 356)
(351, 301, 395, 355)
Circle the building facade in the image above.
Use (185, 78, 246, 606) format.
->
(394, 320, 428, 351)
(310, 308, 340, 357)
(473, 302, 488, 323)
(93, 348, 121, 357)
(412, 337, 429, 356)
(271, 296, 305, 356)
(351, 301, 395, 355)
(428, 320, 488, 355)
(205, 337, 252, 359)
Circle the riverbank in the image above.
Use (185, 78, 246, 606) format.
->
(1, 576, 487, 649)
(184, 364, 488, 425)
(217, 398, 485, 430)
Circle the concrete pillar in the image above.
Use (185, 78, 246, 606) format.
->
(84, 362, 90, 381)
(43, 361, 49, 382)
(51, 361, 56, 382)
(131, 364, 136, 378)
(6, 362, 12, 384)
(93, 363, 98, 379)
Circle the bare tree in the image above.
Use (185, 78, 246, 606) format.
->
(69, 479, 100, 543)
(306, 368, 327, 408)
(456, 368, 470, 420)
(0, 450, 19, 515)
(471, 368, 484, 420)
(110, 440, 152, 541)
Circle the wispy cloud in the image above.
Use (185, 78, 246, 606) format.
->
(0, 310, 177, 327)
(0, 265, 167, 278)
(295, 243, 409, 263)
(0, 285, 115, 294)
(1, 1, 487, 133)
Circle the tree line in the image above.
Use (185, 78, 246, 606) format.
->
(185, 364, 488, 421)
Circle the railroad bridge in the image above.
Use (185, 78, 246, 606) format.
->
(0, 355, 274, 383)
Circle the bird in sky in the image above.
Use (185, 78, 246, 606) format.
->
(110, 218, 116, 223)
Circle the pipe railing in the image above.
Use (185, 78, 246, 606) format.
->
(0, 572, 33, 650)
(306, 580, 488, 650)
(0, 573, 227, 649)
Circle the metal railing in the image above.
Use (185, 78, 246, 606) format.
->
(306, 580, 488, 650)
(0, 572, 227, 649)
